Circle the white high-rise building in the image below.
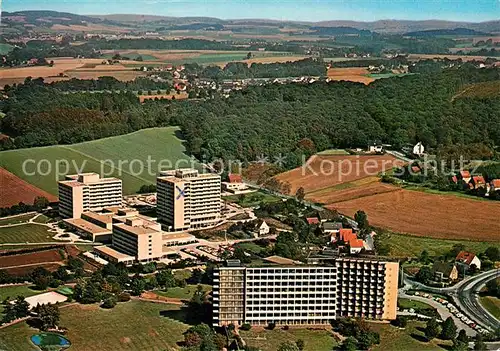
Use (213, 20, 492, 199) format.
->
(58, 173, 122, 218)
(156, 169, 221, 231)
(213, 258, 399, 326)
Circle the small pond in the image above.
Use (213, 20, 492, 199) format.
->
(31, 332, 71, 350)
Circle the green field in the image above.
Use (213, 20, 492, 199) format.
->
(0, 43, 13, 55)
(0, 285, 46, 301)
(0, 224, 54, 244)
(0, 214, 35, 226)
(174, 51, 301, 65)
(0, 127, 199, 195)
(155, 284, 211, 300)
(32, 214, 52, 224)
(385, 232, 498, 257)
(370, 321, 451, 351)
(480, 296, 500, 319)
(223, 190, 281, 207)
(316, 149, 349, 155)
(240, 327, 336, 351)
(0, 300, 189, 351)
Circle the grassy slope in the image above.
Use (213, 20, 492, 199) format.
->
(223, 191, 281, 207)
(480, 296, 500, 319)
(0, 285, 47, 301)
(0, 214, 35, 226)
(155, 284, 211, 300)
(0, 127, 198, 195)
(385, 232, 499, 257)
(0, 224, 54, 244)
(240, 328, 336, 351)
(370, 321, 450, 351)
(0, 301, 190, 351)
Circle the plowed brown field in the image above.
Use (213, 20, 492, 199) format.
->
(308, 180, 399, 204)
(0, 167, 58, 207)
(275, 155, 403, 194)
(328, 189, 500, 241)
(327, 67, 374, 84)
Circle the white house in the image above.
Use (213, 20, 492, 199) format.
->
(413, 142, 425, 156)
(368, 144, 383, 153)
(255, 220, 270, 238)
(455, 251, 481, 270)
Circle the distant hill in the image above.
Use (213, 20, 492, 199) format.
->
(3, 10, 500, 34)
(309, 26, 372, 36)
(405, 28, 491, 37)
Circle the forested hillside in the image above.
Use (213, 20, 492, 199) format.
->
(1, 66, 499, 169)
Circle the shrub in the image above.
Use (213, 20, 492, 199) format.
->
(267, 322, 276, 330)
(118, 292, 131, 302)
(101, 296, 117, 309)
(240, 323, 252, 331)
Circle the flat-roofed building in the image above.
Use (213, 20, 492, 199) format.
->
(157, 169, 221, 231)
(93, 245, 135, 265)
(63, 217, 113, 243)
(58, 173, 122, 218)
(213, 257, 399, 327)
(112, 218, 163, 262)
(163, 232, 198, 246)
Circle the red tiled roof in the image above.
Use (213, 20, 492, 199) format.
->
(491, 179, 500, 189)
(456, 251, 477, 265)
(472, 175, 485, 184)
(451, 175, 458, 184)
(306, 217, 320, 225)
(411, 166, 421, 173)
(349, 238, 364, 249)
(228, 174, 243, 183)
(339, 228, 356, 243)
(460, 170, 471, 178)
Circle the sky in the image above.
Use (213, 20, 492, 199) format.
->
(2, 0, 499, 22)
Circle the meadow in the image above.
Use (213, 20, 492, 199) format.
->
(0, 127, 199, 195)
(0, 301, 189, 351)
(0, 224, 55, 244)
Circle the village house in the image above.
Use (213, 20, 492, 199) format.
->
(455, 251, 481, 271)
(469, 175, 486, 190)
(255, 220, 270, 238)
(306, 217, 320, 225)
(222, 173, 247, 193)
(487, 179, 500, 194)
(368, 144, 383, 153)
(431, 262, 459, 283)
(348, 239, 364, 254)
(413, 142, 425, 156)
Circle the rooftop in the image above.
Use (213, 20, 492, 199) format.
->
(64, 218, 112, 235)
(82, 211, 114, 224)
(263, 255, 303, 265)
(113, 222, 161, 236)
(94, 245, 135, 261)
(162, 232, 196, 241)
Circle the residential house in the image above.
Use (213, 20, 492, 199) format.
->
(368, 144, 383, 153)
(431, 262, 458, 283)
(413, 142, 425, 156)
(255, 220, 270, 238)
(458, 170, 472, 184)
(323, 222, 342, 234)
(455, 251, 481, 270)
(306, 217, 320, 225)
(487, 179, 500, 194)
(339, 228, 357, 244)
(349, 239, 364, 254)
(469, 175, 486, 190)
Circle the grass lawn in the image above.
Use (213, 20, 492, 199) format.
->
(370, 321, 451, 351)
(385, 232, 498, 258)
(0, 214, 35, 226)
(316, 149, 349, 155)
(155, 284, 211, 300)
(223, 191, 281, 207)
(240, 327, 336, 351)
(0, 43, 13, 55)
(0, 127, 199, 195)
(480, 295, 500, 319)
(0, 224, 54, 244)
(0, 300, 190, 351)
(235, 242, 264, 254)
(32, 214, 52, 224)
(0, 285, 46, 301)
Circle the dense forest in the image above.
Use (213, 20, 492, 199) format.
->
(1, 66, 499, 170)
(184, 58, 326, 79)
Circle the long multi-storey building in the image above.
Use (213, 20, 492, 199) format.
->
(58, 173, 122, 218)
(111, 218, 163, 262)
(156, 169, 221, 231)
(212, 257, 399, 326)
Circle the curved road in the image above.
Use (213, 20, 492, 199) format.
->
(404, 270, 500, 331)
(453, 269, 500, 331)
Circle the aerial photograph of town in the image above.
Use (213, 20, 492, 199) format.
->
(0, 0, 498, 350)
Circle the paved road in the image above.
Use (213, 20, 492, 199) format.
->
(453, 269, 500, 331)
(404, 270, 500, 332)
